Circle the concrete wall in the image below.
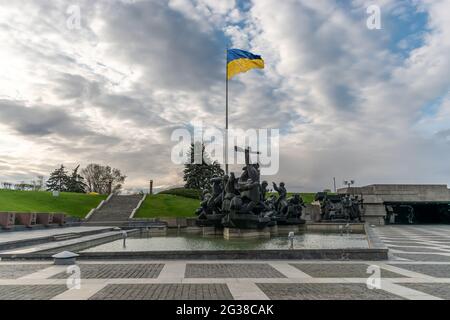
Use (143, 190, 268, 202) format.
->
(304, 204, 321, 222)
(338, 184, 450, 203)
(363, 204, 387, 225)
(337, 184, 450, 225)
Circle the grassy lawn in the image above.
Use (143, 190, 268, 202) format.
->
(135, 194, 199, 218)
(0, 189, 319, 220)
(135, 192, 318, 219)
(267, 192, 316, 204)
(290, 193, 316, 204)
(0, 190, 106, 218)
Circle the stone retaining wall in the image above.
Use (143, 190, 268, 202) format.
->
(0, 248, 388, 261)
(338, 184, 450, 225)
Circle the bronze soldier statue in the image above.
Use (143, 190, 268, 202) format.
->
(261, 180, 268, 202)
(272, 182, 287, 213)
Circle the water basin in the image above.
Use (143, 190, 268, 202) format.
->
(82, 232, 369, 252)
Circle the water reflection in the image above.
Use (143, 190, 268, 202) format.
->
(83, 231, 369, 252)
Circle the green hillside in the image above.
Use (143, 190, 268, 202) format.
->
(135, 194, 199, 218)
(0, 190, 106, 218)
(0, 189, 319, 220)
(135, 192, 317, 219)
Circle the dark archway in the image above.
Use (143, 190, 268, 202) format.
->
(384, 202, 450, 224)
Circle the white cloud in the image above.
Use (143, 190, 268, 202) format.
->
(0, 0, 449, 191)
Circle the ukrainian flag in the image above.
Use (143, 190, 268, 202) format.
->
(227, 49, 264, 80)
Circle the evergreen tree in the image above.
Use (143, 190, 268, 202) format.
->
(183, 142, 224, 190)
(46, 165, 69, 191)
(66, 165, 87, 193)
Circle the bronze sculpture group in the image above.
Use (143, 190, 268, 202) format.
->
(195, 148, 306, 229)
(314, 192, 363, 222)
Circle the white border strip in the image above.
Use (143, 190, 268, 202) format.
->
(129, 194, 147, 219)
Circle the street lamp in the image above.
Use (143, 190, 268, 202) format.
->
(343, 180, 355, 189)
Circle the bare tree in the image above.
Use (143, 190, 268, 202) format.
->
(81, 164, 126, 194)
(31, 175, 45, 191)
(36, 175, 44, 191)
(15, 182, 33, 191)
(1, 182, 13, 190)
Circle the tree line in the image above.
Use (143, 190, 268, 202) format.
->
(1, 164, 126, 195)
(46, 164, 126, 194)
(1, 178, 44, 191)
(3, 142, 223, 195)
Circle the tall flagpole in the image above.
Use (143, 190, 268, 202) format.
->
(225, 47, 229, 175)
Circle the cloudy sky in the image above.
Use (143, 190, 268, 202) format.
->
(0, 0, 449, 192)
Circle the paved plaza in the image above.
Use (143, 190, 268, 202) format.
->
(0, 226, 112, 245)
(1, 225, 450, 300)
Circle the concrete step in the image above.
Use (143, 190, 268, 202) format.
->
(0, 226, 115, 251)
(52, 233, 80, 241)
(87, 194, 143, 222)
(0, 229, 138, 255)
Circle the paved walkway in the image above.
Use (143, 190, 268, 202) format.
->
(1, 225, 450, 300)
(0, 226, 112, 245)
(0, 230, 125, 255)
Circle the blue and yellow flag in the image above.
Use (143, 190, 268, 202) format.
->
(227, 49, 264, 80)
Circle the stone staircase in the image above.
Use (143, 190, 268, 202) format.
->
(87, 194, 143, 222)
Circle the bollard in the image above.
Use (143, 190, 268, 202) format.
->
(122, 231, 127, 248)
(52, 251, 79, 265)
(288, 231, 295, 250)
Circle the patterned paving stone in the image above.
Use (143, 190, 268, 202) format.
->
(382, 239, 428, 246)
(389, 264, 450, 278)
(185, 263, 286, 278)
(429, 241, 450, 245)
(0, 264, 49, 279)
(400, 283, 450, 299)
(388, 246, 448, 253)
(89, 284, 233, 300)
(382, 234, 450, 241)
(0, 285, 67, 300)
(393, 253, 450, 262)
(51, 264, 164, 279)
(290, 263, 407, 278)
(257, 283, 404, 300)
(383, 241, 430, 246)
